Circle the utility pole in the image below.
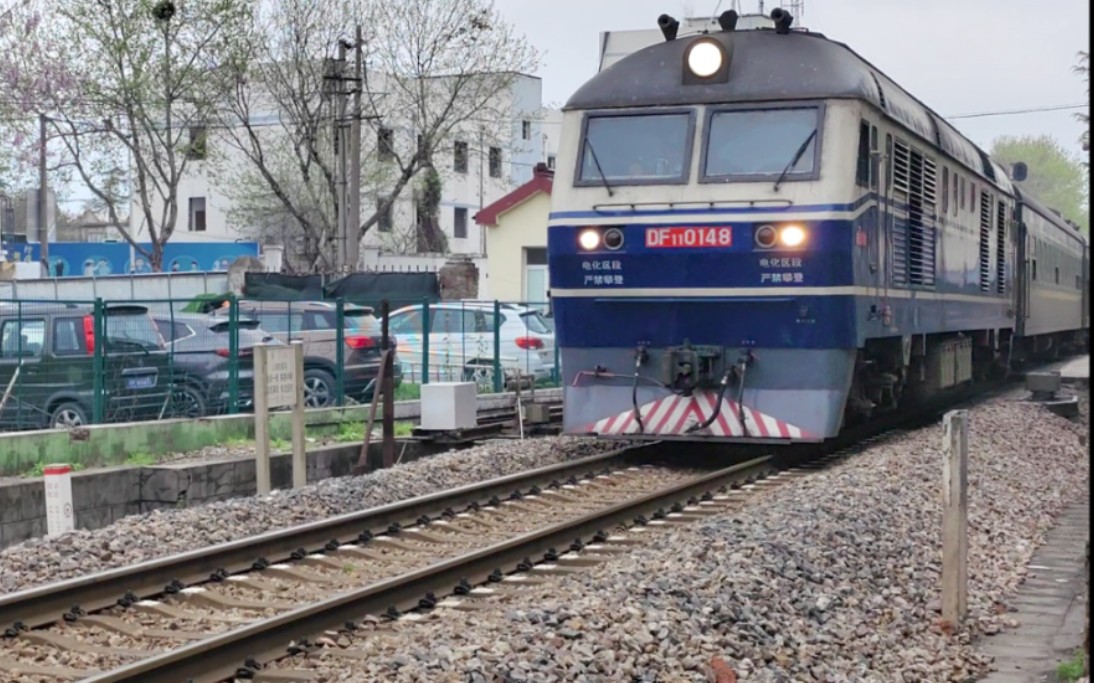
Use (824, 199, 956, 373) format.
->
(335, 41, 349, 273)
(38, 113, 49, 272)
(347, 25, 363, 272)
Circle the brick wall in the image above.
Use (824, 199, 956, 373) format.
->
(438, 257, 479, 300)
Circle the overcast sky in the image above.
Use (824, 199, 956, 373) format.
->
(496, 0, 1090, 158)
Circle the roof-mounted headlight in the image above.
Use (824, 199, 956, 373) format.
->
(686, 39, 724, 79)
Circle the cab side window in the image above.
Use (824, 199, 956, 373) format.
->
(431, 309, 465, 334)
(389, 311, 423, 335)
(0, 319, 45, 359)
(53, 317, 85, 355)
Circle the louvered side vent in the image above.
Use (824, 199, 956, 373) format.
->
(978, 194, 992, 292)
(890, 140, 911, 285)
(907, 150, 937, 286)
(995, 201, 1006, 294)
(892, 139, 937, 287)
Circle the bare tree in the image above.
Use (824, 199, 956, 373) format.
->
(1, 0, 253, 270)
(214, 0, 539, 271)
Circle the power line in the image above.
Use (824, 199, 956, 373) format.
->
(946, 103, 1088, 120)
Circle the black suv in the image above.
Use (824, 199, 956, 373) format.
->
(0, 303, 172, 430)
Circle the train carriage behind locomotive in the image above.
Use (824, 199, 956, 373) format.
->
(547, 10, 1089, 443)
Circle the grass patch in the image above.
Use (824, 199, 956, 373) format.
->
(335, 421, 365, 443)
(224, 436, 252, 448)
(331, 419, 413, 442)
(394, 383, 420, 401)
(271, 438, 290, 452)
(126, 452, 157, 467)
(1056, 650, 1086, 682)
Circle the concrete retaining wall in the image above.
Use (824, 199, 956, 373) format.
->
(0, 387, 560, 476)
(0, 439, 443, 550)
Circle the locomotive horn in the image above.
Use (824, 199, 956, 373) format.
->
(717, 10, 739, 31)
(770, 7, 794, 34)
(658, 13, 680, 41)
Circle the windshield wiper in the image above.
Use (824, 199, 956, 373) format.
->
(773, 128, 818, 193)
(584, 138, 615, 197)
(105, 337, 152, 355)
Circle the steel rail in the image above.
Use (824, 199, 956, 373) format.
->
(83, 454, 773, 683)
(0, 443, 660, 634)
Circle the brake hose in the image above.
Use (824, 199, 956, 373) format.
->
(686, 369, 732, 434)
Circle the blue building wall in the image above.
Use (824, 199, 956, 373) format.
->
(0, 241, 260, 277)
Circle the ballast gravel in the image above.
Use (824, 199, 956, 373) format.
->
(0, 436, 623, 594)
(289, 393, 1087, 682)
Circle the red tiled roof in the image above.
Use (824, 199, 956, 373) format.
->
(474, 162, 553, 227)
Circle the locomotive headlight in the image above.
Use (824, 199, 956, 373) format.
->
(779, 225, 807, 247)
(579, 229, 601, 251)
(603, 228, 625, 250)
(755, 225, 778, 249)
(686, 39, 723, 78)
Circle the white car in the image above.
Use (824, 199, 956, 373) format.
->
(387, 302, 556, 386)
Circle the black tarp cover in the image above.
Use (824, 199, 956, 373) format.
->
(243, 272, 440, 308)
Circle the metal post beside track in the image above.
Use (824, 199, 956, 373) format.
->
(941, 409, 969, 627)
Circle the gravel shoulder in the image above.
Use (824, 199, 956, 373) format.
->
(0, 436, 624, 594)
(279, 391, 1089, 682)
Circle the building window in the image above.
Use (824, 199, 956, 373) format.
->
(525, 247, 547, 266)
(188, 197, 206, 232)
(378, 198, 393, 233)
(378, 128, 394, 161)
(522, 120, 531, 140)
(186, 126, 207, 160)
(453, 207, 468, 239)
(454, 141, 468, 174)
(547, 155, 556, 170)
(489, 147, 502, 178)
(959, 176, 965, 210)
(1055, 267, 1060, 285)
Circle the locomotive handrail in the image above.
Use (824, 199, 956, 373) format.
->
(590, 199, 793, 213)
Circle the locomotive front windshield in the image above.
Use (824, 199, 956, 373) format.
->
(704, 107, 819, 178)
(579, 113, 691, 183)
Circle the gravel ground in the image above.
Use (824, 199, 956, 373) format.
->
(281, 392, 1088, 682)
(0, 436, 624, 594)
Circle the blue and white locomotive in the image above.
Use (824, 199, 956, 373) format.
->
(548, 9, 1089, 443)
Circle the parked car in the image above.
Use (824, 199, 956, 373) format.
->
(387, 301, 556, 386)
(0, 302, 171, 430)
(152, 313, 280, 417)
(212, 301, 402, 408)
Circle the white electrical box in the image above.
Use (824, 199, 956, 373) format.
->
(420, 382, 478, 431)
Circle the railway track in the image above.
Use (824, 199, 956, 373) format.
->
(0, 444, 771, 682)
(0, 376, 1026, 682)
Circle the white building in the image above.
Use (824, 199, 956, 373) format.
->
(129, 70, 556, 267)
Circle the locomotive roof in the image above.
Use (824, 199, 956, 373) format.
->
(564, 28, 1003, 188)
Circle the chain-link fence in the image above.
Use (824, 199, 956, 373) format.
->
(0, 296, 559, 432)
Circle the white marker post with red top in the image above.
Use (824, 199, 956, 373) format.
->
(43, 464, 75, 537)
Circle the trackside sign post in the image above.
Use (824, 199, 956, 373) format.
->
(254, 342, 306, 494)
(941, 409, 969, 626)
(43, 464, 75, 537)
